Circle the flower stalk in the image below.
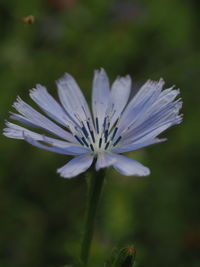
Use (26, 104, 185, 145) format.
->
(80, 167, 106, 266)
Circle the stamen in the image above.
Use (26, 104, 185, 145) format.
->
(105, 142, 110, 150)
(90, 144, 94, 151)
(86, 120, 95, 143)
(81, 126, 89, 138)
(86, 120, 91, 130)
(95, 118, 99, 134)
(99, 138, 102, 148)
(104, 129, 108, 143)
(90, 130, 95, 143)
(103, 116, 107, 129)
(74, 135, 84, 146)
(81, 105, 89, 120)
(81, 137, 89, 147)
(113, 136, 122, 146)
(111, 127, 118, 140)
(74, 126, 86, 140)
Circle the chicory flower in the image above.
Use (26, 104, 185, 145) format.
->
(3, 69, 182, 178)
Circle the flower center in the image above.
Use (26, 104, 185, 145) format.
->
(71, 113, 122, 154)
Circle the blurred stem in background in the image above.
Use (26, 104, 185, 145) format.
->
(79, 167, 106, 266)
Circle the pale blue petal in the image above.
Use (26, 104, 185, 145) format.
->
(12, 97, 75, 142)
(3, 121, 44, 140)
(24, 135, 88, 155)
(10, 113, 43, 129)
(57, 153, 94, 178)
(122, 89, 181, 134)
(112, 154, 150, 176)
(3, 122, 88, 154)
(95, 152, 116, 171)
(121, 101, 182, 142)
(29, 84, 72, 128)
(147, 88, 180, 117)
(130, 78, 164, 105)
(118, 79, 165, 132)
(92, 68, 110, 132)
(112, 138, 166, 153)
(108, 75, 131, 128)
(10, 113, 79, 147)
(56, 73, 93, 126)
(10, 113, 76, 144)
(119, 120, 180, 148)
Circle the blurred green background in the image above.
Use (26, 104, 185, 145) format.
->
(0, 0, 200, 266)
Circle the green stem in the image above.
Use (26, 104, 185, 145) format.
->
(80, 168, 106, 266)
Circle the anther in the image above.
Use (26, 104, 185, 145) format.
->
(105, 142, 110, 150)
(90, 144, 94, 151)
(86, 120, 91, 130)
(95, 118, 99, 134)
(111, 127, 118, 140)
(103, 117, 107, 129)
(90, 130, 95, 143)
(74, 135, 84, 146)
(81, 137, 89, 147)
(86, 120, 95, 143)
(113, 136, 122, 146)
(81, 126, 89, 138)
(98, 138, 102, 148)
(104, 129, 108, 143)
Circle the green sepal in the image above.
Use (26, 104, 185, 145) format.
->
(105, 245, 136, 267)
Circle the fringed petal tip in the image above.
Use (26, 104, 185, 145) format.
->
(56, 72, 76, 87)
(146, 77, 165, 87)
(29, 84, 47, 95)
(94, 67, 106, 75)
(12, 96, 22, 109)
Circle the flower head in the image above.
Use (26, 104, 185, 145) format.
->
(3, 69, 182, 178)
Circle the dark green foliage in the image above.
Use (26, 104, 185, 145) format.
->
(0, 0, 200, 266)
